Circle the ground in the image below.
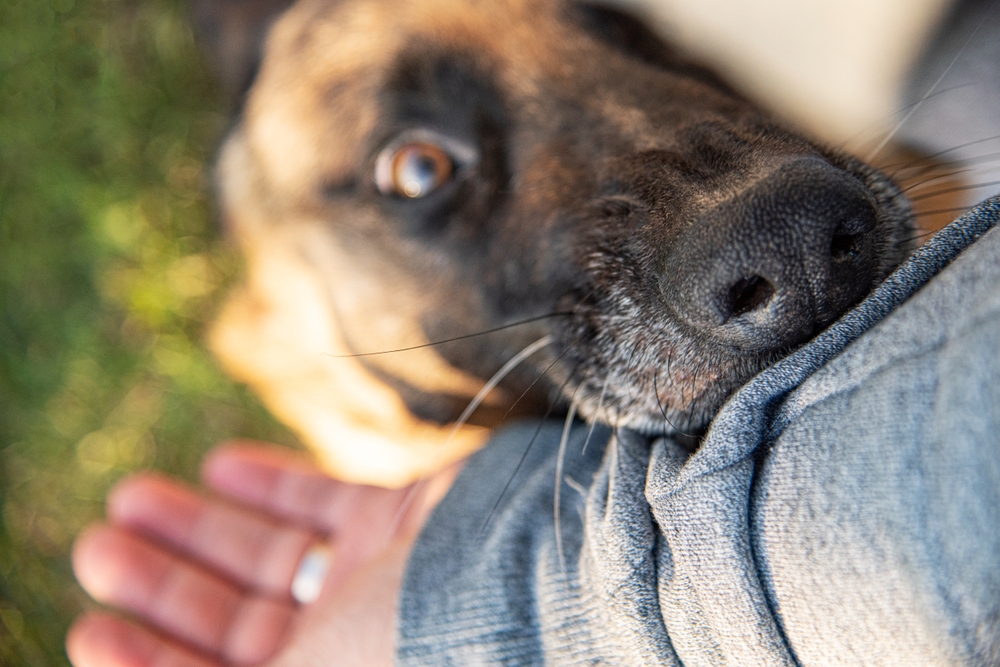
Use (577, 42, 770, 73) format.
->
(0, 1, 295, 664)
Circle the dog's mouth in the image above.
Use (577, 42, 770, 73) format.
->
(543, 154, 913, 436)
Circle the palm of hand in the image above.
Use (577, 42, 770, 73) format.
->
(68, 442, 456, 667)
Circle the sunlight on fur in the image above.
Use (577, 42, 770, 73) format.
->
(209, 244, 491, 487)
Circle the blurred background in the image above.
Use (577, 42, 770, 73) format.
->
(1, 0, 997, 663)
(0, 1, 295, 663)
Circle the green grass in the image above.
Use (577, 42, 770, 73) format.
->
(0, 0, 295, 663)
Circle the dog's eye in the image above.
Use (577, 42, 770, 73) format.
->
(378, 142, 453, 198)
(374, 131, 477, 200)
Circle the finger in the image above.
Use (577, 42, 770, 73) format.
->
(73, 524, 293, 664)
(271, 539, 414, 667)
(108, 474, 315, 598)
(66, 612, 219, 667)
(201, 441, 413, 537)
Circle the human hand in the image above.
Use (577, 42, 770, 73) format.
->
(67, 441, 457, 667)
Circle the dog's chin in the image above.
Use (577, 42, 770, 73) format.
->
(549, 339, 776, 440)
(208, 240, 493, 488)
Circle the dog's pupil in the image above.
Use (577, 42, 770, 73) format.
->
(392, 143, 452, 198)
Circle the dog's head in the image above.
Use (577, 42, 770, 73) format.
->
(197, 0, 911, 485)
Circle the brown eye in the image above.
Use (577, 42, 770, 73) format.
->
(377, 142, 454, 198)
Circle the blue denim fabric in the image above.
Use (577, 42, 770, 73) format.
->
(398, 196, 1000, 666)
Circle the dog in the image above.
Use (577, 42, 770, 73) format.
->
(193, 0, 913, 487)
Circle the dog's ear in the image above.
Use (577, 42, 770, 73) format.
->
(574, 2, 682, 71)
(191, 0, 298, 102)
(574, 2, 737, 93)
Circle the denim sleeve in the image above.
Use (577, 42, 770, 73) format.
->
(751, 208, 1000, 665)
(397, 196, 1000, 666)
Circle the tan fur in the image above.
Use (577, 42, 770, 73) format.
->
(207, 0, 631, 487)
(211, 131, 496, 487)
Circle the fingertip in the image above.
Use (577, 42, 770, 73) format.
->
(72, 525, 169, 610)
(201, 441, 312, 502)
(67, 612, 220, 667)
(66, 612, 155, 667)
(106, 473, 168, 517)
(72, 524, 118, 602)
(201, 443, 274, 503)
(106, 474, 201, 540)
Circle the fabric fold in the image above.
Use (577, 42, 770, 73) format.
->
(398, 195, 1000, 666)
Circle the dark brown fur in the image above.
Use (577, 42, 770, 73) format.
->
(197, 0, 911, 485)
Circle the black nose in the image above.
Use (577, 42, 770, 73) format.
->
(659, 157, 879, 351)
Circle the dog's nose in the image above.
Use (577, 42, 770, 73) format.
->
(659, 157, 879, 351)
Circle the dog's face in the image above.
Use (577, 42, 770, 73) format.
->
(200, 0, 911, 485)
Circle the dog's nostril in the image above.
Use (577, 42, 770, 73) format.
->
(662, 159, 882, 348)
(830, 233, 862, 260)
(830, 203, 877, 261)
(726, 275, 776, 320)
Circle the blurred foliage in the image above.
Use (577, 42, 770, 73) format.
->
(0, 0, 296, 663)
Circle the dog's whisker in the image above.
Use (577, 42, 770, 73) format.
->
(489, 340, 582, 437)
(390, 336, 559, 541)
(563, 475, 587, 497)
(913, 205, 974, 218)
(386, 336, 553, 543)
(384, 478, 428, 547)
(894, 151, 1000, 192)
(654, 358, 700, 439)
(623, 340, 640, 402)
(684, 363, 703, 433)
(841, 82, 977, 153)
(883, 134, 1000, 169)
(909, 179, 1000, 202)
(554, 390, 580, 575)
(652, 370, 674, 433)
(444, 335, 554, 449)
(892, 162, 958, 184)
(901, 166, 978, 194)
(866, 21, 984, 163)
(581, 373, 611, 455)
(653, 370, 669, 428)
(892, 161, 969, 188)
(479, 353, 581, 538)
(884, 133, 1000, 173)
(894, 230, 939, 246)
(945, 151, 1000, 169)
(324, 312, 571, 358)
(891, 149, 1000, 185)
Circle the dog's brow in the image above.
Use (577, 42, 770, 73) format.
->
(382, 47, 506, 131)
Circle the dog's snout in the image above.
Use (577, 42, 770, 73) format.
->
(659, 157, 880, 352)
